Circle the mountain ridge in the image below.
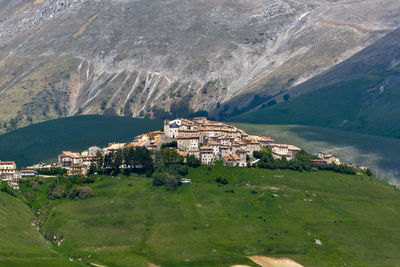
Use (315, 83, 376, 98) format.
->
(1, 0, 399, 132)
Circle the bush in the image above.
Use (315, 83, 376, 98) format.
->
(216, 176, 228, 185)
(366, 168, 374, 177)
(177, 165, 189, 176)
(152, 172, 165, 187)
(1, 183, 16, 197)
(164, 174, 181, 190)
(68, 187, 93, 200)
(30, 181, 39, 191)
(152, 172, 181, 190)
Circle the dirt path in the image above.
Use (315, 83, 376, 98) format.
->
(248, 256, 304, 267)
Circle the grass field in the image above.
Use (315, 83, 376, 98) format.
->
(0, 191, 80, 266)
(0, 115, 161, 167)
(7, 165, 400, 267)
(232, 123, 400, 185)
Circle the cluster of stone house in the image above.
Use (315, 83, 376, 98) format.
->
(54, 118, 304, 174)
(312, 152, 341, 165)
(2, 118, 353, 187)
(57, 146, 103, 176)
(161, 117, 305, 166)
(42, 118, 353, 178)
(0, 161, 38, 189)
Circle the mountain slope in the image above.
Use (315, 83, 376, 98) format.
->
(0, 0, 399, 132)
(233, 26, 400, 137)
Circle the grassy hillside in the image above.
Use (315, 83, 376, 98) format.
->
(0, 192, 79, 266)
(10, 166, 400, 267)
(233, 70, 400, 138)
(233, 123, 400, 184)
(0, 115, 161, 167)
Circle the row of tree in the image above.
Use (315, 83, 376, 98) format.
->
(93, 147, 154, 176)
(253, 148, 360, 175)
(91, 146, 202, 189)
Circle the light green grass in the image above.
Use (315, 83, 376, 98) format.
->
(0, 190, 80, 266)
(232, 123, 400, 184)
(17, 167, 400, 267)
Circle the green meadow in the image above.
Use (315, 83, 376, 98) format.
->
(3, 165, 400, 266)
(0, 191, 80, 266)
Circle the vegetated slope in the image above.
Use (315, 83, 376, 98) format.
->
(0, 0, 399, 132)
(0, 192, 77, 266)
(23, 167, 400, 266)
(0, 115, 161, 167)
(233, 27, 400, 138)
(233, 123, 400, 184)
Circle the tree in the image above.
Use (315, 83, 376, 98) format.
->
(164, 173, 181, 190)
(112, 150, 123, 174)
(283, 94, 290, 101)
(162, 148, 184, 165)
(103, 154, 113, 170)
(187, 155, 201, 168)
(266, 100, 277, 107)
(100, 100, 107, 110)
(96, 152, 104, 169)
(152, 172, 180, 190)
(161, 141, 177, 149)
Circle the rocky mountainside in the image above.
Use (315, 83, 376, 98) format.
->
(0, 0, 399, 132)
(235, 26, 400, 138)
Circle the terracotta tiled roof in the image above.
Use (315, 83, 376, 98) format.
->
(21, 169, 36, 173)
(62, 151, 82, 158)
(178, 151, 187, 157)
(200, 146, 213, 152)
(0, 161, 16, 165)
(70, 164, 85, 168)
(178, 129, 198, 132)
(104, 143, 126, 150)
(224, 153, 240, 161)
(177, 135, 199, 139)
(128, 140, 148, 147)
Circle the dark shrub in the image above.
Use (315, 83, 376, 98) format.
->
(68, 187, 93, 200)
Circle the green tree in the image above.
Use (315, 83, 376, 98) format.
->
(162, 148, 184, 166)
(187, 155, 201, 168)
(283, 94, 290, 101)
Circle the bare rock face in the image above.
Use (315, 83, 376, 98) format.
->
(0, 0, 399, 131)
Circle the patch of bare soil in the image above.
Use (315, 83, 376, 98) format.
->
(248, 256, 304, 267)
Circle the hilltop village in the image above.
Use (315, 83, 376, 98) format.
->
(0, 118, 351, 188)
(55, 117, 315, 176)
